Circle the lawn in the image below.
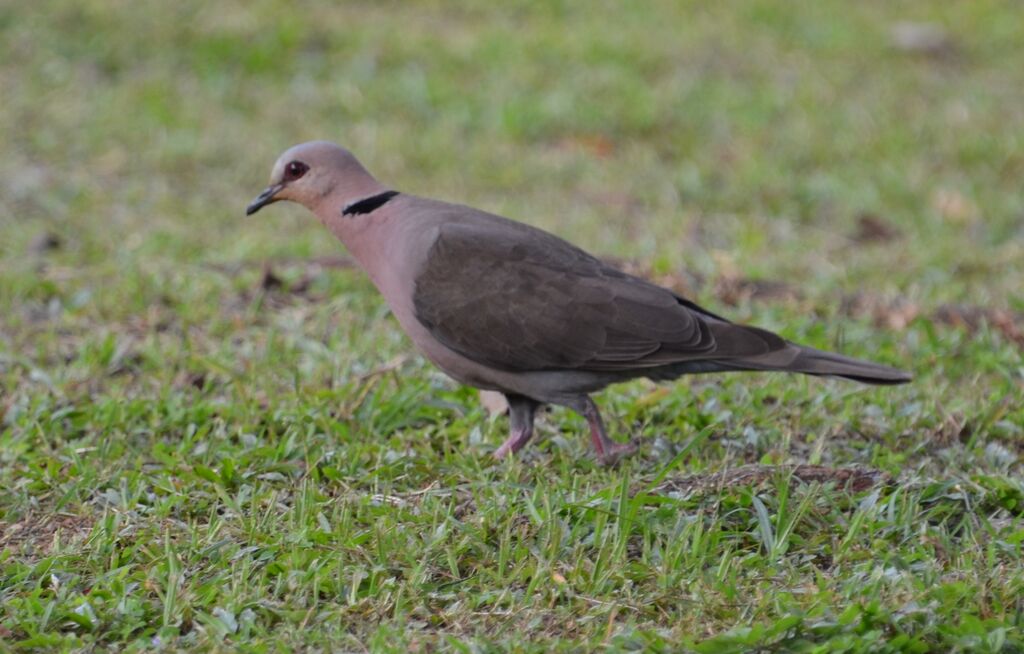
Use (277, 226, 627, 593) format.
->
(2, 1, 1023, 651)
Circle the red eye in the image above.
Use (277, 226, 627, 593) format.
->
(285, 161, 308, 180)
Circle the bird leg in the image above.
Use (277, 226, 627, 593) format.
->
(493, 394, 539, 460)
(581, 396, 638, 465)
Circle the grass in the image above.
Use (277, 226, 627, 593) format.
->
(2, 0, 1023, 651)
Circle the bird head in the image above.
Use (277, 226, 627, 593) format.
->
(246, 141, 383, 216)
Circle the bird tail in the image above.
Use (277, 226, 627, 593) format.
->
(725, 343, 912, 385)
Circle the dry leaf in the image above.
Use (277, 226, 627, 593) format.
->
(890, 22, 956, 58)
(852, 213, 901, 244)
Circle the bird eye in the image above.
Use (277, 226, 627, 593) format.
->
(284, 161, 309, 181)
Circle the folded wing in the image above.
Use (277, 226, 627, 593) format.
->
(412, 221, 787, 373)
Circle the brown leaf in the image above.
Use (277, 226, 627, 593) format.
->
(714, 276, 801, 307)
(933, 304, 1024, 346)
(841, 292, 921, 330)
(555, 134, 616, 158)
(890, 22, 957, 59)
(204, 255, 354, 277)
(259, 264, 284, 290)
(186, 371, 207, 390)
(29, 231, 62, 254)
(852, 213, 901, 244)
(0, 513, 94, 555)
(651, 464, 890, 498)
(841, 292, 1023, 347)
(932, 188, 977, 224)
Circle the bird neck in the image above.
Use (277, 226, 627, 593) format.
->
(315, 190, 400, 274)
(319, 173, 388, 210)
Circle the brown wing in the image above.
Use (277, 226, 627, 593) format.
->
(412, 221, 786, 373)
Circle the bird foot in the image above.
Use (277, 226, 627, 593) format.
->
(494, 426, 533, 460)
(493, 443, 513, 460)
(597, 440, 639, 466)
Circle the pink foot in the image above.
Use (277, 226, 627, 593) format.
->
(598, 439, 639, 466)
(494, 427, 532, 460)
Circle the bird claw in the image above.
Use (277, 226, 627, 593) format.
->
(597, 439, 639, 466)
(494, 423, 535, 461)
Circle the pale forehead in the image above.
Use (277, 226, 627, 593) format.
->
(271, 141, 349, 178)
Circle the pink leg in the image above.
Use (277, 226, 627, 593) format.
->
(582, 397, 638, 465)
(493, 395, 539, 460)
(494, 426, 533, 459)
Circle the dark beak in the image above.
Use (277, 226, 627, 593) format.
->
(246, 183, 285, 216)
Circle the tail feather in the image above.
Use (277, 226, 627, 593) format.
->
(724, 343, 912, 385)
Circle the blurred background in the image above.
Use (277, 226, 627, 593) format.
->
(5, 1, 1022, 296)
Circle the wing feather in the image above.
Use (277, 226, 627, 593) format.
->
(412, 220, 785, 372)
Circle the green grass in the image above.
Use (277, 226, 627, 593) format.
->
(2, 0, 1023, 651)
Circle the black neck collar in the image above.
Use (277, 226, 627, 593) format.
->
(342, 190, 400, 216)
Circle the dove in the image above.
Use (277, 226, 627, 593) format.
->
(248, 141, 911, 464)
